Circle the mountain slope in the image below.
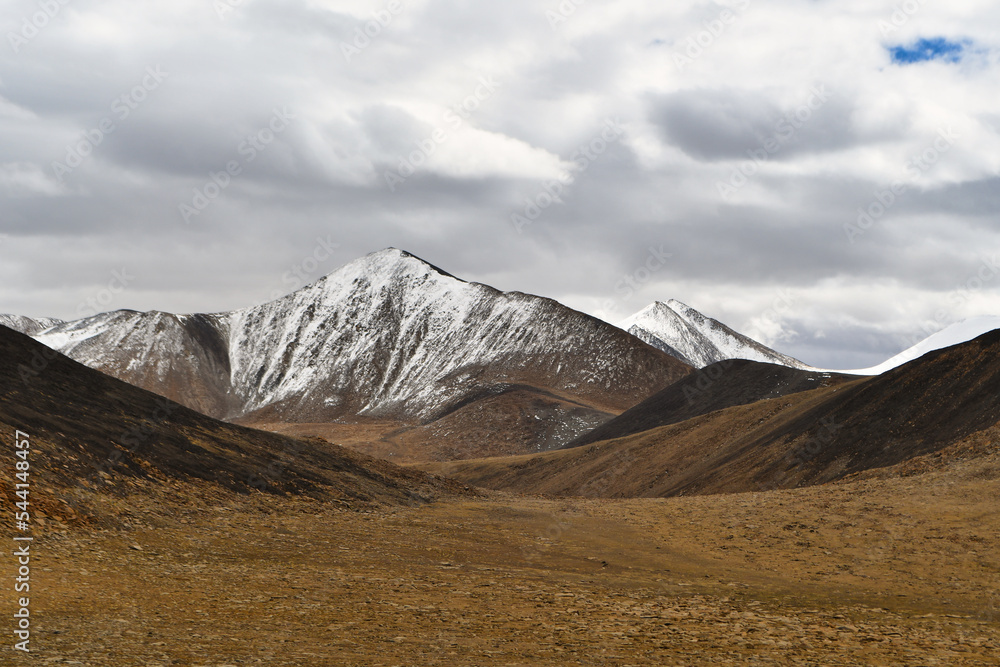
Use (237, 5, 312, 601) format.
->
(564, 359, 855, 449)
(833, 315, 1000, 375)
(36, 310, 237, 418)
(28, 249, 691, 457)
(0, 325, 465, 523)
(420, 329, 1000, 497)
(620, 300, 808, 369)
(0, 314, 63, 335)
(223, 249, 689, 422)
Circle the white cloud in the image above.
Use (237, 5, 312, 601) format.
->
(0, 162, 66, 197)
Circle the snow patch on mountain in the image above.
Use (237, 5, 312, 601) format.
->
(620, 300, 809, 369)
(224, 249, 680, 420)
(0, 314, 64, 336)
(831, 315, 1000, 375)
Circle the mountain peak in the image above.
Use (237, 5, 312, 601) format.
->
(29, 250, 691, 457)
(621, 300, 809, 369)
(663, 298, 698, 315)
(625, 300, 675, 323)
(353, 248, 461, 282)
(632, 300, 695, 321)
(278, 248, 469, 307)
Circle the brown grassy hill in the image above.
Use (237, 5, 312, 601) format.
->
(418, 329, 1000, 497)
(248, 385, 617, 464)
(564, 359, 856, 448)
(0, 326, 466, 525)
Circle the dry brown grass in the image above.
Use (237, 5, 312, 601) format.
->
(5, 454, 998, 665)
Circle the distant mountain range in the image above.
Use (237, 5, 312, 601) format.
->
(3, 248, 998, 463)
(422, 329, 1000, 497)
(4, 249, 690, 459)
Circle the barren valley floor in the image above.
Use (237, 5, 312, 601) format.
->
(9, 453, 1000, 666)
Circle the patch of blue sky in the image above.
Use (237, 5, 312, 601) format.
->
(888, 37, 968, 65)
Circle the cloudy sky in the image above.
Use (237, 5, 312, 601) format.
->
(1, 0, 998, 368)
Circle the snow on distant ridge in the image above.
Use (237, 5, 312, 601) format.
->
(0, 314, 63, 335)
(619, 300, 809, 369)
(830, 315, 1000, 375)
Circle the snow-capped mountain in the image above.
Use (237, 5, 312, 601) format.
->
(34, 310, 236, 418)
(619, 299, 809, 369)
(834, 315, 1000, 375)
(0, 314, 64, 335)
(27, 250, 691, 433)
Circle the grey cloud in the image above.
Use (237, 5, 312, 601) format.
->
(649, 89, 782, 160)
(648, 87, 902, 162)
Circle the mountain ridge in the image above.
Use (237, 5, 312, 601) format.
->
(563, 359, 856, 449)
(0, 325, 468, 520)
(19, 248, 692, 458)
(0, 314, 65, 335)
(829, 315, 1000, 375)
(619, 299, 809, 369)
(419, 329, 1000, 496)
